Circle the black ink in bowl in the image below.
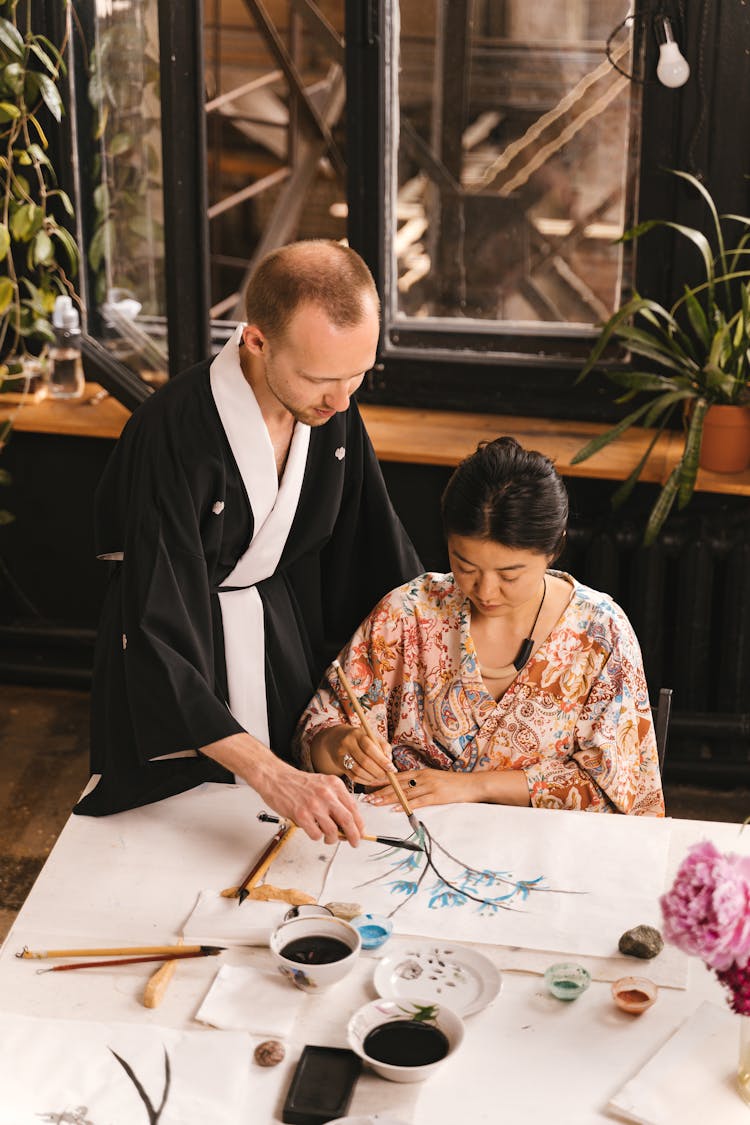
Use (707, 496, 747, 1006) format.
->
(279, 935, 352, 964)
(363, 1020, 449, 1067)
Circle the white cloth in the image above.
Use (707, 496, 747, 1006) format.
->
(607, 1001, 746, 1124)
(210, 325, 310, 747)
(195, 964, 306, 1035)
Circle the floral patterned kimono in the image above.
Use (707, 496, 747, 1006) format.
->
(296, 571, 665, 816)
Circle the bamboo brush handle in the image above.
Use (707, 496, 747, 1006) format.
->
(332, 659, 414, 818)
(242, 823, 297, 892)
(143, 938, 183, 1009)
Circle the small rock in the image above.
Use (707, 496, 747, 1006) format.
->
(254, 1040, 285, 1067)
(324, 900, 362, 921)
(618, 925, 664, 959)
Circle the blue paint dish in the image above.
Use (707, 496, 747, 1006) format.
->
(351, 913, 393, 950)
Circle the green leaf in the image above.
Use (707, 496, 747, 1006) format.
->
(10, 201, 41, 241)
(0, 99, 20, 120)
(0, 223, 9, 261)
(678, 398, 710, 509)
(644, 465, 680, 547)
(682, 287, 711, 350)
(576, 294, 676, 383)
(570, 399, 656, 464)
(0, 17, 24, 58)
(0, 275, 15, 313)
(93, 181, 110, 215)
(606, 371, 681, 393)
(643, 389, 694, 428)
(32, 71, 63, 122)
(28, 41, 58, 78)
(50, 224, 79, 273)
(49, 189, 73, 216)
(611, 416, 672, 508)
(110, 131, 134, 157)
(26, 142, 51, 168)
(2, 61, 24, 95)
(32, 229, 53, 264)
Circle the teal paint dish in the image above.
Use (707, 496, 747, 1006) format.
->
(351, 913, 393, 950)
(544, 961, 591, 1001)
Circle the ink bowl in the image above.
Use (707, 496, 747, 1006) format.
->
(270, 914, 361, 992)
(347, 997, 464, 1083)
(543, 961, 591, 1001)
(611, 975, 658, 1015)
(351, 913, 393, 951)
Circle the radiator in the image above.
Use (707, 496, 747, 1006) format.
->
(562, 505, 750, 779)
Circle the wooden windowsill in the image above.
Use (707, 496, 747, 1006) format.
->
(3, 384, 750, 498)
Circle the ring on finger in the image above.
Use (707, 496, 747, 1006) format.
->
(343, 753, 355, 771)
(408, 778, 417, 789)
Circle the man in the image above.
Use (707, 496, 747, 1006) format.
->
(75, 241, 422, 843)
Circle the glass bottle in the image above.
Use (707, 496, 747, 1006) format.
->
(48, 295, 84, 399)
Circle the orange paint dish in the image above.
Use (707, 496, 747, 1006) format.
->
(611, 975, 658, 1015)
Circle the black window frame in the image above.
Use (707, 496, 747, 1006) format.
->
(346, 0, 750, 422)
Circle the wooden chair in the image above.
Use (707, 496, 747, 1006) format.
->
(652, 687, 673, 774)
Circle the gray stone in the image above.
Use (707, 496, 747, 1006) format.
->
(618, 924, 664, 959)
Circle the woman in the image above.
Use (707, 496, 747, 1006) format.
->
(296, 438, 664, 815)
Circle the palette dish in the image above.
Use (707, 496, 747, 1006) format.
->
(328, 1118, 411, 1124)
(372, 941, 501, 1016)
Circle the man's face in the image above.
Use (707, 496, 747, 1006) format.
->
(243, 298, 379, 426)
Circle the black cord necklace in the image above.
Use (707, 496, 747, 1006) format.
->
(478, 576, 547, 677)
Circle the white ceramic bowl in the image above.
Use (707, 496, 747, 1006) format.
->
(269, 914, 361, 992)
(347, 997, 464, 1083)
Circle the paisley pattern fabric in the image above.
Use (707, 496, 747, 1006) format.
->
(296, 571, 664, 816)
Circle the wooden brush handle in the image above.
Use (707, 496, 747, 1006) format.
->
(333, 660, 414, 818)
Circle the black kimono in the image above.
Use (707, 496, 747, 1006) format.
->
(75, 337, 422, 816)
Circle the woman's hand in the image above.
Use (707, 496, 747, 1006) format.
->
(368, 768, 483, 809)
(309, 724, 395, 787)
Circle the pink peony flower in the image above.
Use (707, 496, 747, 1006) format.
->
(659, 840, 750, 972)
(717, 962, 750, 1016)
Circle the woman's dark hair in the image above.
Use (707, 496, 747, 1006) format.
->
(441, 437, 568, 558)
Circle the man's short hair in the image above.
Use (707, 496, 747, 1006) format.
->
(244, 239, 380, 339)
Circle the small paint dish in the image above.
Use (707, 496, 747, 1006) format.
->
(611, 975, 658, 1015)
(543, 962, 591, 1001)
(351, 913, 393, 951)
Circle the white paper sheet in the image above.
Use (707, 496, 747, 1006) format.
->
(0, 1013, 251, 1125)
(321, 804, 673, 965)
(607, 1001, 745, 1124)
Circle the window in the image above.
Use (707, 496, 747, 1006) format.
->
(382, 1, 641, 362)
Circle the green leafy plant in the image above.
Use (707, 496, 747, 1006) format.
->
(572, 170, 750, 545)
(0, 0, 78, 383)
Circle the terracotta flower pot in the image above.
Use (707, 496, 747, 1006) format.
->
(699, 404, 750, 473)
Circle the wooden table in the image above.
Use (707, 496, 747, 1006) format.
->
(0, 784, 745, 1123)
(4, 386, 750, 495)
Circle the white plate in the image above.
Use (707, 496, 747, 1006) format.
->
(372, 941, 501, 1016)
(328, 1118, 410, 1124)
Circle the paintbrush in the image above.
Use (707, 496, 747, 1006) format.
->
(258, 810, 422, 850)
(332, 659, 420, 836)
(258, 811, 422, 852)
(18, 943, 219, 959)
(236, 820, 296, 905)
(36, 948, 224, 973)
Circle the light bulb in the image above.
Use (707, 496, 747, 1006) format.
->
(655, 17, 690, 88)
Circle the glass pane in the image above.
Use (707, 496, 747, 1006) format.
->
(84, 0, 168, 385)
(386, 1, 640, 341)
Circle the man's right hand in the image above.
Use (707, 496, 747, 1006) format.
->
(200, 731, 365, 846)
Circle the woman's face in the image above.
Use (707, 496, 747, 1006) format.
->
(447, 534, 552, 619)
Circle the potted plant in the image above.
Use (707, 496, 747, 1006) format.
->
(572, 170, 750, 545)
(0, 2, 78, 404)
